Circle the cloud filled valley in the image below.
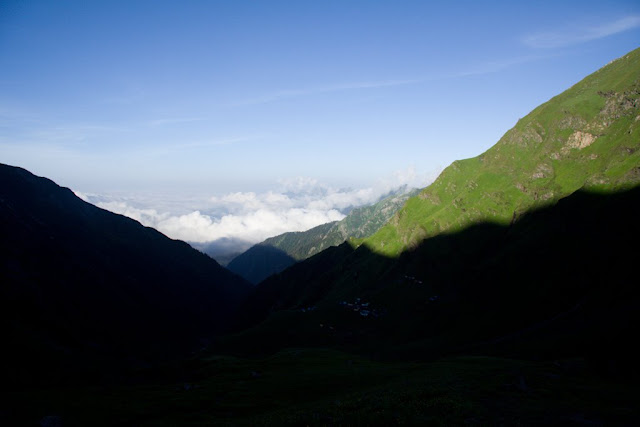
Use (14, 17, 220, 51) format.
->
(76, 167, 435, 259)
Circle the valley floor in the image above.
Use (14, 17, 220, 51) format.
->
(2, 348, 638, 426)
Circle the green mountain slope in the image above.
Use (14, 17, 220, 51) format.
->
(227, 48, 640, 363)
(365, 48, 640, 257)
(228, 189, 418, 283)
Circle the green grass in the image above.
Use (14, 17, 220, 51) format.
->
(363, 47, 640, 257)
(262, 189, 419, 261)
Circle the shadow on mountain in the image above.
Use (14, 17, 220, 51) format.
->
(0, 164, 252, 387)
(225, 189, 421, 283)
(222, 186, 640, 378)
(227, 244, 296, 284)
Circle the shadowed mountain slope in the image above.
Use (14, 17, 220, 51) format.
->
(227, 187, 640, 375)
(225, 49, 640, 373)
(0, 163, 252, 384)
(228, 189, 418, 284)
(226, 245, 297, 285)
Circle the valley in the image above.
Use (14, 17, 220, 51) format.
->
(1, 47, 639, 426)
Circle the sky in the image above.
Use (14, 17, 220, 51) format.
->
(1, 0, 639, 252)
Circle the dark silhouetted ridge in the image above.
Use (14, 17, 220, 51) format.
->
(227, 244, 296, 284)
(0, 163, 252, 385)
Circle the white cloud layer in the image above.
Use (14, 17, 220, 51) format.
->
(523, 15, 640, 49)
(78, 166, 436, 249)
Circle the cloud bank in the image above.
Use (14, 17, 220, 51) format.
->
(78, 167, 436, 253)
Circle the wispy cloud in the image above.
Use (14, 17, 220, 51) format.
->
(147, 117, 206, 127)
(101, 87, 145, 105)
(0, 121, 124, 147)
(234, 79, 421, 106)
(142, 134, 266, 157)
(523, 15, 640, 49)
(457, 54, 552, 77)
(31, 124, 125, 142)
(172, 136, 259, 149)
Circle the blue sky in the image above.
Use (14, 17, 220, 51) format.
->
(1, 1, 639, 249)
(1, 0, 639, 192)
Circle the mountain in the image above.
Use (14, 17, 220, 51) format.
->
(227, 189, 419, 284)
(2, 50, 640, 427)
(0, 163, 252, 385)
(189, 237, 252, 266)
(226, 48, 640, 369)
(366, 49, 640, 257)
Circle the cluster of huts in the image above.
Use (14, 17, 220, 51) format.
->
(403, 274, 423, 285)
(339, 298, 383, 318)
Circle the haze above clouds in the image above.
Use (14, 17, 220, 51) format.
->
(77, 167, 435, 253)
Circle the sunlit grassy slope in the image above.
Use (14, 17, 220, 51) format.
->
(268, 188, 419, 261)
(364, 48, 640, 257)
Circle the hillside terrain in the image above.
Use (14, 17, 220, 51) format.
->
(366, 49, 640, 256)
(228, 189, 418, 284)
(0, 163, 252, 385)
(2, 48, 640, 426)
(229, 188, 640, 362)
(228, 48, 640, 366)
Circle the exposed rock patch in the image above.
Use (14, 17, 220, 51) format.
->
(599, 86, 640, 120)
(446, 182, 457, 194)
(504, 122, 544, 147)
(532, 163, 553, 179)
(566, 131, 597, 150)
(586, 176, 609, 186)
(419, 191, 441, 205)
(624, 167, 640, 184)
(558, 114, 587, 130)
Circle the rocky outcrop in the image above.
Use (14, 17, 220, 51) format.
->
(566, 131, 597, 150)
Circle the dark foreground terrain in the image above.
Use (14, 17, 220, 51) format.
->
(3, 348, 639, 426)
(2, 186, 639, 426)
